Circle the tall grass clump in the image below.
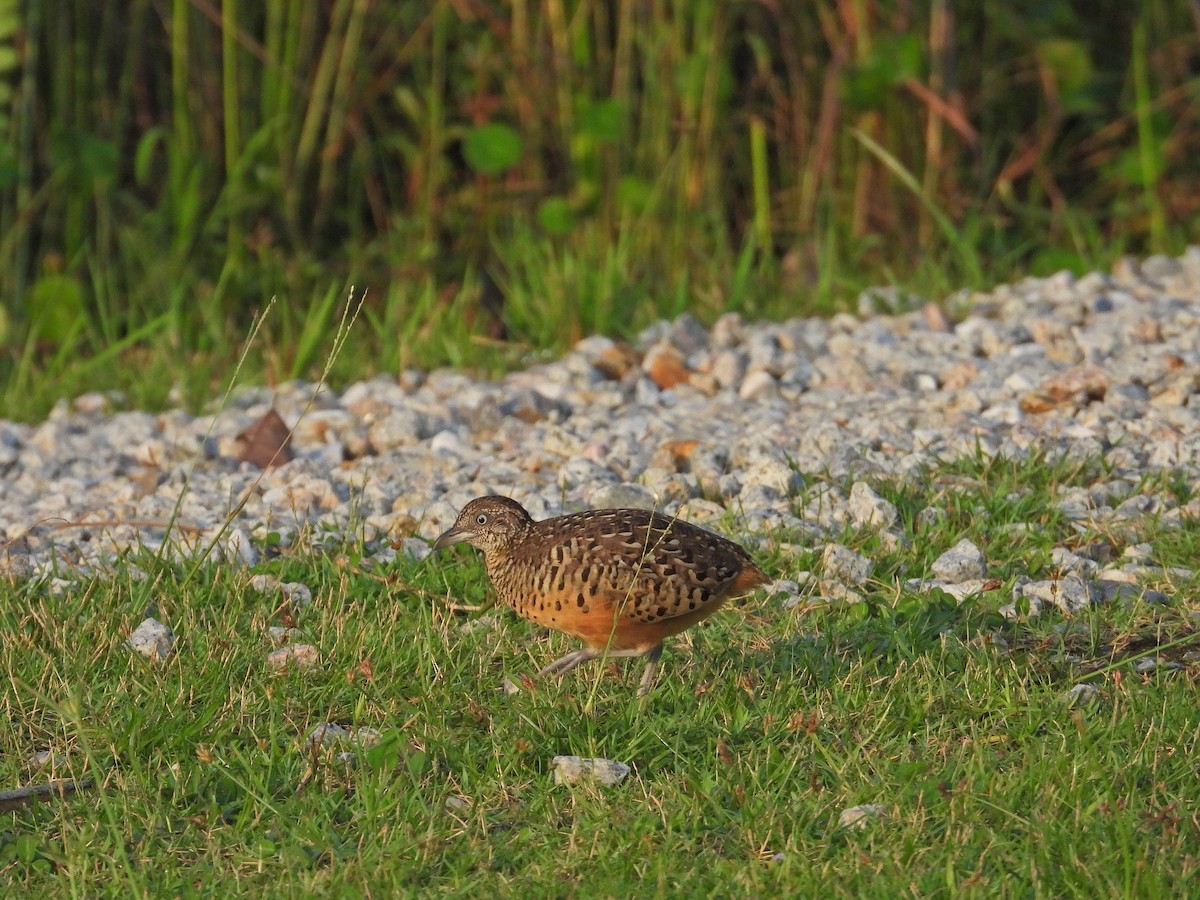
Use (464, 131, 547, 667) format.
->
(0, 1, 1198, 418)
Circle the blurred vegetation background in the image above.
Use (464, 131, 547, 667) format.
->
(0, 0, 1198, 417)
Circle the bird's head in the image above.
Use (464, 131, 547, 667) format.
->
(433, 495, 534, 554)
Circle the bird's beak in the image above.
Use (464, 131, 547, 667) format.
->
(433, 527, 469, 550)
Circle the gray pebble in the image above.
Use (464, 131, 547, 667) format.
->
(848, 482, 898, 529)
(839, 804, 886, 830)
(127, 617, 175, 660)
(821, 544, 873, 585)
(931, 539, 986, 583)
(588, 482, 658, 510)
(552, 756, 630, 787)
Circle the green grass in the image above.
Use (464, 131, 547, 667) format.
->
(3, 454, 1198, 895)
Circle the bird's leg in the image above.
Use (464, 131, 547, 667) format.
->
(636, 643, 664, 698)
(538, 645, 665, 692)
(538, 648, 600, 678)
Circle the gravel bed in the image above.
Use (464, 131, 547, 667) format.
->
(2, 251, 1199, 611)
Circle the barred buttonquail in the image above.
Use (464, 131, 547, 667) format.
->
(433, 495, 769, 696)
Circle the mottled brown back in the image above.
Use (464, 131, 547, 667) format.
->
(478, 506, 769, 650)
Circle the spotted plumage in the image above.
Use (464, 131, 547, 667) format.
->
(433, 495, 770, 695)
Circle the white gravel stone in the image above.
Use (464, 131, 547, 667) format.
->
(839, 804, 886, 829)
(588, 482, 658, 510)
(738, 451, 803, 497)
(268, 643, 319, 670)
(127, 617, 175, 660)
(848, 482, 898, 529)
(305, 722, 350, 747)
(821, 543, 873, 585)
(931, 539, 987, 583)
(904, 578, 994, 603)
(214, 527, 259, 567)
(551, 756, 631, 787)
(281, 582, 313, 608)
(1020, 576, 1095, 614)
(738, 370, 778, 401)
(1061, 683, 1101, 707)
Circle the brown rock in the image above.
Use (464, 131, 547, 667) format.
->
(1020, 366, 1108, 414)
(650, 439, 701, 472)
(938, 361, 978, 391)
(593, 342, 641, 380)
(922, 303, 952, 333)
(643, 342, 691, 390)
(1130, 318, 1163, 343)
(235, 409, 293, 469)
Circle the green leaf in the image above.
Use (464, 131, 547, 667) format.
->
(14, 834, 41, 864)
(28, 274, 87, 344)
(842, 34, 923, 110)
(363, 730, 404, 771)
(844, 601, 871, 623)
(616, 175, 652, 214)
(576, 99, 624, 143)
(134, 127, 167, 186)
(405, 749, 429, 779)
(462, 123, 522, 175)
(536, 196, 574, 235)
(0, 138, 14, 190)
(51, 130, 119, 188)
(1036, 39, 1095, 114)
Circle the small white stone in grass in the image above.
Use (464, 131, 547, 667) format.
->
(445, 795, 472, 812)
(903, 578, 996, 603)
(767, 579, 802, 597)
(1050, 547, 1097, 577)
(821, 544, 873, 585)
(306, 723, 350, 747)
(127, 617, 175, 660)
(351, 727, 382, 748)
(931, 538, 986, 583)
(267, 643, 319, 671)
(48, 577, 76, 596)
(250, 574, 281, 593)
(1021, 576, 1095, 614)
(552, 756, 630, 787)
(1123, 543, 1154, 563)
(396, 537, 433, 563)
(915, 506, 944, 530)
(876, 528, 909, 553)
(1134, 657, 1159, 673)
(501, 676, 522, 696)
(27, 750, 60, 769)
(848, 482, 898, 529)
(0, 545, 34, 579)
(267, 626, 296, 643)
(1061, 683, 1101, 707)
(281, 582, 313, 608)
(217, 527, 260, 567)
(839, 804, 886, 830)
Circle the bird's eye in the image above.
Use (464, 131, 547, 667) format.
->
(476, 514, 488, 525)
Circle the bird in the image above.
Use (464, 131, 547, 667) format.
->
(432, 495, 770, 696)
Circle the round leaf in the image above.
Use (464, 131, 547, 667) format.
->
(536, 196, 574, 235)
(462, 123, 523, 175)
